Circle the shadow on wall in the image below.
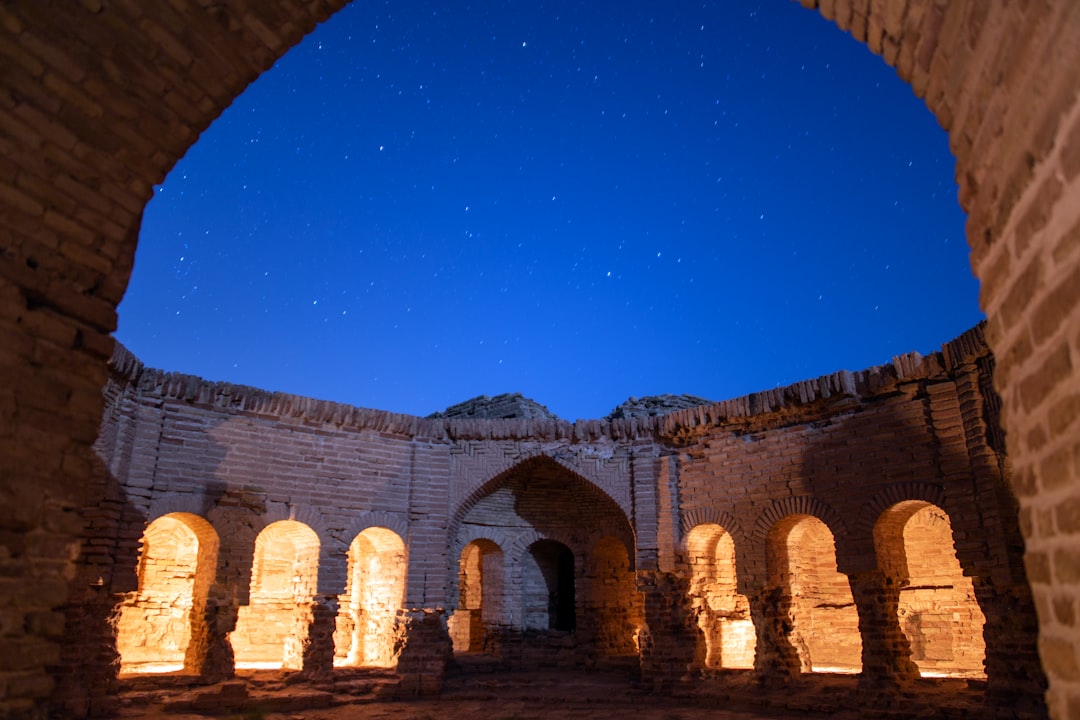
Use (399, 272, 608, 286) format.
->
(448, 456, 643, 662)
(773, 369, 1044, 702)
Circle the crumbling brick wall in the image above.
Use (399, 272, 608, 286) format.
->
(3, 2, 1080, 718)
(80, 326, 1044, 714)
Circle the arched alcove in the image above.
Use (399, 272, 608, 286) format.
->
(768, 514, 861, 674)
(2, 2, 1077, 717)
(333, 526, 407, 668)
(685, 523, 755, 669)
(231, 520, 320, 670)
(450, 456, 635, 650)
(875, 501, 987, 678)
(115, 513, 219, 675)
(448, 538, 504, 653)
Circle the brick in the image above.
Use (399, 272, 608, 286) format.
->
(1015, 175, 1064, 258)
(1020, 343, 1073, 414)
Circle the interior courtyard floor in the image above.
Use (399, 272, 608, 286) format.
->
(111, 659, 1004, 720)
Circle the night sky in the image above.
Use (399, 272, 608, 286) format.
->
(116, 0, 982, 421)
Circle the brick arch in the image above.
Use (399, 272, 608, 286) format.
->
(749, 496, 848, 582)
(115, 511, 220, 675)
(752, 496, 847, 546)
(447, 453, 634, 546)
(258, 503, 338, 595)
(450, 449, 634, 525)
(3, 2, 1080, 716)
(680, 508, 746, 550)
(851, 482, 948, 541)
(325, 512, 410, 598)
(446, 526, 510, 615)
(450, 525, 514, 564)
(341, 511, 410, 549)
(507, 528, 582, 566)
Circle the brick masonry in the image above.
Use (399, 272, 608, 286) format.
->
(2, 1, 1080, 718)
(67, 326, 1043, 716)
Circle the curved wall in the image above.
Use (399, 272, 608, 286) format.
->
(2, 1, 1080, 716)
(82, 325, 1044, 713)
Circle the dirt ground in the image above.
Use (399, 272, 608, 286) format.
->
(112, 663, 1004, 720)
(112, 667, 857, 720)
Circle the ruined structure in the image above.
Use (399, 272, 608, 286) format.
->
(63, 325, 1039, 716)
(3, 1, 1080, 718)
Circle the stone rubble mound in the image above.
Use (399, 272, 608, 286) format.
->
(605, 393, 714, 420)
(427, 393, 559, 420)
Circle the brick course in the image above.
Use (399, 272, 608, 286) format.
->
(67, 327, 1044, 715)
(3, 1, 1080, 717)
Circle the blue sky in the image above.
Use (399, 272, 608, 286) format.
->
(117, 0, 982, 421)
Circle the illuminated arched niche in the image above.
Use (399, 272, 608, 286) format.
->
(231, 520, 320, 670)
(449, 538, 504, 653)
(584, 536, 643, 657)
(333, 526, 406, 667)
(874, 501, 987, 678)
(685, 523, 755, 669)
(768, 514, 861, 674)
(116, 512, 219, 675)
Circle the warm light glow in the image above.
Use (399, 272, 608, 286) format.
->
(231, 520, 320, 670)
(685, 524, 755, 669)
(875, 502, 987, 679)
(449, 539, 503, 653)
(333, 527, 406, 667)
(116, 513, 219, 676)
(770, 515, 862, 674)
(586, 536, 643, 656)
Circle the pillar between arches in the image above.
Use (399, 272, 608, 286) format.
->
(846, 570, 919, 688)
(749, 585, 801, 684)
(974, 580, 1047, 710)
(300, 595, 339, 678)
(636, 570, 697, 691)
(391, 608, 452, 696)
(192, 594, 238, 683)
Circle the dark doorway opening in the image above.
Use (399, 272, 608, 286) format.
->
(531, 540, 576, 632)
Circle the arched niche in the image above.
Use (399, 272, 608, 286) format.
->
(231, 520, 320, 670)
(448, 538, 505, 653)
(685, 523, 755, 670)
(874, 501, 987, 678)
(115, 512, 219, 675)
(333, 526, 407, 668)
(768, 514, 861, 674)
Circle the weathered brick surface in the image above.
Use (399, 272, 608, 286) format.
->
(2, 1, 1080, 717)
(69, 328, 1043, 716)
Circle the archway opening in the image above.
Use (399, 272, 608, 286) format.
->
(116, 513, 219, 675)
(526, 539, 576, 632)
(685, 523, 755, 669)
(450, 456, 636, 663)
(584, 536, 643, 657)
(768, 514, 861, 674)
(874, 501, 987, 678)
(230, 520, 320, 670)
(449, 539, 504, 653)
(333, 526, 407, 668)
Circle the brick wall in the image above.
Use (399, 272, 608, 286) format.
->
(3, 2, 1080, 717)
(75, 325, 1044, 713)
